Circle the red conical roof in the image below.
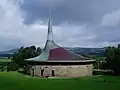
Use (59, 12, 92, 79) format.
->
(48, 43, 90, 60)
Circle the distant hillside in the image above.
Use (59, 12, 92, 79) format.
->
(0, 48, 18, 54)
(0, 47, 105, 57)
(0, 49, 18, 57)
(66, 47, 105, 56)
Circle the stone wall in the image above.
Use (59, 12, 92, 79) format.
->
(30, 64, 93, 77)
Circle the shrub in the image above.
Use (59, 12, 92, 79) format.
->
(7, 62, 19, 71)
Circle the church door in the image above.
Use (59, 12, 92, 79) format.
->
(41, 69, 44, 77)
(52, 69, 55, 77)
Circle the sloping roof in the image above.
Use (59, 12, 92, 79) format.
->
(25, 40, 91, 62)
(48, 47, 89, 60)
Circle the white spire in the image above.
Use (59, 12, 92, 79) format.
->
(47, 9, 53, 41)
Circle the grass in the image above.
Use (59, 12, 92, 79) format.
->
(0, 57, 11, 63)
(0, 57, 11, 71)
(0, 72, 120, 90)
(86, 55, 105, 61)
(94, 56, 105, 61)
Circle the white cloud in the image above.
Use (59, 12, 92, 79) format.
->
(101, 9, 120, 26)
(1, 0, 119, 51)
(0, 0, 98, 51)
(0, 0, 47, 50)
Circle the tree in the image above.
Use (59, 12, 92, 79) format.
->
(7, 62, 19, 71)
(105, 45, 120, 75)
(10, 45, 42, 72)
(105, 47, 115, 69)
(36, 47, 42, 55)
(8, 56, 11, 59)
(118, 44, 120, 49)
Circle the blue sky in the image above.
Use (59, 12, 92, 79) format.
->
(0, 0, 120, 51)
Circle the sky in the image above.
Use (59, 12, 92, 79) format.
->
(0, 0, 120, 51)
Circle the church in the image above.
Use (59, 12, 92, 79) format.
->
(25, 13, 95, 78)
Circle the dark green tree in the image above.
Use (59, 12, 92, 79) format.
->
(36, 47, 42, 55)
(118, 44, 120, 49)
(10, 45, 42, 72)
(105, 45, 120, 75)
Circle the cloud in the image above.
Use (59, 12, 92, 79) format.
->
(20, 0, 120, 25)
(20, 0, 103, 25)
(0, 0, 96, 51)
(0, 0, 46, 51)
(0, 0, 120, 51)
(101, 9, 120, 27)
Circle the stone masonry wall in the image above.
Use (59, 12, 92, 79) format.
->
(31, 64, 93, 77)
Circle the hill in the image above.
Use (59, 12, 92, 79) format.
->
(0, 48, 18, 54)
(0, 48, 18, 57)
(66, 47, 105, 56)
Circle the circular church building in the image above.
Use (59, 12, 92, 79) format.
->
(25, 15, 95, 78)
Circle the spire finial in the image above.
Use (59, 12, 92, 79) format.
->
(47, 8, 53, 41)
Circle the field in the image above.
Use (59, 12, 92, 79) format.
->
(0, 72, 120, 90)
(84, 55, 105, 61)
(0, 57, 11, 71)
(94, 56, 105, 61)
(0, 57, 11, 62)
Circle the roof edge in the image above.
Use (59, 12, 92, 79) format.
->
(25, 60, 95, 62)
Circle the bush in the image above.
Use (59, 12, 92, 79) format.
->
(7, 62, 19, 71)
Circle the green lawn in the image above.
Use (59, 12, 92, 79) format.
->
(94, 56, 105, 61)
(0, 72, 120, 90)
(0, 57, 11, 62)
(84, 55, 105, 61)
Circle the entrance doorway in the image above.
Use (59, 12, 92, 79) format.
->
(41, 69, 44, 77)
(52, 69, 55, 77)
